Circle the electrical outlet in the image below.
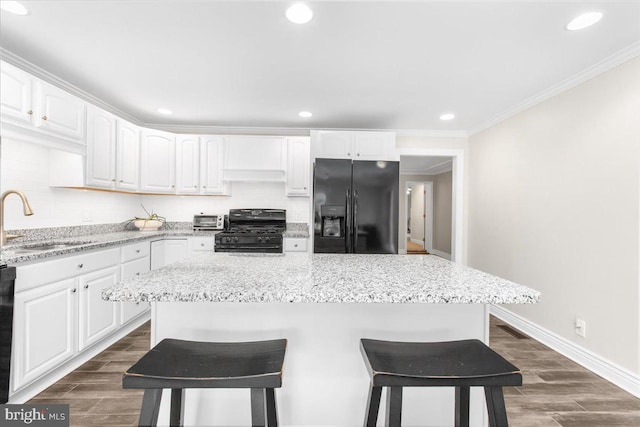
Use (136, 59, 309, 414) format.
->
(575, 317, 586, 338)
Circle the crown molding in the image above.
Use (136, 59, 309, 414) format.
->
(395, 129, 468, 138)
(469, 40, 640, 136)
(145, 124, 312, 137)
(0, 47, 143, 126)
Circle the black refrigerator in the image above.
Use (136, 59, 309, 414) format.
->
(313, 158, 399, 254)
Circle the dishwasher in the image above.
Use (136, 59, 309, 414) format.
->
(0, 263, 16, 403)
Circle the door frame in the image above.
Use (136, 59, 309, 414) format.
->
(398, 148, 465, 263)
(405, 181, 433, 252)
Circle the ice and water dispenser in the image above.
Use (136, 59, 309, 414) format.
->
(320, 205, 345, 238)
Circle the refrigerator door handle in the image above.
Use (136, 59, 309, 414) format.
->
(353, 189, 359, 251)
(345, 187, 352, 253)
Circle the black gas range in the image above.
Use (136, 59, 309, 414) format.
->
(214, 209, 286, 253)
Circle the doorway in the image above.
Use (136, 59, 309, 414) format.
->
(406, 181, 432, 254)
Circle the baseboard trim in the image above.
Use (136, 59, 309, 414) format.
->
(429, 249, 451, 260)
(490, 305, 640, 398)
(409, 238, 424, 246)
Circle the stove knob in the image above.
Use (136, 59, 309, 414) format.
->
(225, 237, 232, 243)
(257, 236, 263, 242)
(233, 236, 239, 243)
(264, 236, 270, 242)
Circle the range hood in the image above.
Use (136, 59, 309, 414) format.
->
(223, 136, 286, 182)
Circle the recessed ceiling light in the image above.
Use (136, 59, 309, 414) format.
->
(299, 111, 312, 118)
(157, 108, 173, 115)
(566, 12, 603, 31)
(286, 3, 313, 24)
(440, 113, 455, 121)
(0, 1, 28, 15)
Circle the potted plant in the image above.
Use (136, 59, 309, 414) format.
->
(125, 205, 166, 232)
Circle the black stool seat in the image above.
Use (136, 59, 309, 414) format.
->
(360, 338, 522, 427)
(123, 338, 287, 427)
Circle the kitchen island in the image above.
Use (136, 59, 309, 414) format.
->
(103, 253, 539, 427)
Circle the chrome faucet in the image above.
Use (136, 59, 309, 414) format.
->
(1, 190, 34, 246)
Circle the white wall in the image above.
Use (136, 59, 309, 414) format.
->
(0, 139, 310, 230)
(433, 171, 452, 254)
(467, 57, 640, 373)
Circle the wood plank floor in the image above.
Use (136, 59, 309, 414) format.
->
(28, 317, 640, 426)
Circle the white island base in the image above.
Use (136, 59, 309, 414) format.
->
(150, 302, 490, 427)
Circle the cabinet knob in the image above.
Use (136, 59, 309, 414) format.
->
(42, 115, 48, 121)
(84, 284, 89, 289)
(357, 153, 360, 156)
(194, 185, 197, 188)
(347, 152, 351, 156)
(136, 302, 140, 305)
(303, 187, 307, 190)
(171, 185, 175, 188)
(120, 180, 124, 183)
(136, 272, 140, 276)
(136, 249, 140, 253)
(78, 263, 84, 268)
(27, 110, 33, 115)
(294, 244, 298, 247)
(203, 186, 207, 188)
(111, 178, 116, 182)
(201, 243, 205, 247)
(71, 288, 77, 293)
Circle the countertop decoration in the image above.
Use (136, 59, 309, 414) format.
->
(125, 205, 166, 232)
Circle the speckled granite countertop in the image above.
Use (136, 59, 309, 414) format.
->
(0, 229, 217, 265)
(284, 223, 309, 238)
(102, 253, 540, 304)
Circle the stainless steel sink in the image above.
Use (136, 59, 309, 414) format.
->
(5, 241, 94, 254)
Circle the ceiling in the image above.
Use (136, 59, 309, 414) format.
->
(1, 1, 639, 134)
(400, 156, 452, 175)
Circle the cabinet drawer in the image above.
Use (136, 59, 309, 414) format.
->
(284, 238, 308, 252)
(121, 241, 150, 262)
(191, 237, 216, 252)
(16, 248, 120, 293)
(121, 256, 150, 280)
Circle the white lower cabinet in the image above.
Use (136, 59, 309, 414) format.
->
(78, 266, 120, 351)
(120, 246, 151, 324)
(12, 278, 77, 392)
(284, 237, 309, 252)
(189, 236, 216, 256)
(150, 239, 189, 269)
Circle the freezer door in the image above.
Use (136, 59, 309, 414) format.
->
(352, 160, 399, 254)
(313, 158, 353, 253)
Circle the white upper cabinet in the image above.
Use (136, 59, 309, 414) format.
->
(116, 120, 140, 191)
(311, 130, 397, 161)
(200, 135, 228, 194)
(0, 61, 33, 124)
(286, 137, 311, 196)
(0, 61, 86, 146)
(86, 106, 117, 188)
(224, 136, 286, 181)
(140, 129, 176, 193)
(175, 135, 200, 194)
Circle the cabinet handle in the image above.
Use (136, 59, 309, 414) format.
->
(136, 302, 140, 305)
(194, 186, 197, 188)
(78, 263, 84, 268)
(136, 272, 140, 276)
(347, 152, 351, 156)
(171, 185, 175, 188)
(357, 153, 360, 156)
(294, 244, 298, 247)
(203, 185, 207, 188)
(84, 284, 89, 289)
(303, 187, 307, 190)
(71, 288, 77, 293)
(201, 243, 205, 247)
(111, 178, 116, 182)
(42, 115, 48, 121)
(136, 249, 140, 253)
(120, 180, 124, 183)
(27, 110, 33, 115)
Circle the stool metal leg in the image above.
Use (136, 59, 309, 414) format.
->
(455, 386, 470, 427)
(170, 388, 184, 427)
(138, 389, 163, 427)
(265, 388, 278, 427)
(251, 388, 266, 427)
(364, 385, 382, 427)
(385, 386, 402, 427)
(485, 387, 508, 427)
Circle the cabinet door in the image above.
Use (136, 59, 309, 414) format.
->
(12, 278, 76, 391)
(150, 240, 165, 270)
(164, 239, 189, 265)
(120, 257, 150, 324)
(286, 137, 311, 196)
(78, 266, 120, 351)
(190, 236, 216, 256)
(0, 61, 33, 124)
(354, 132, 396, 161)
(140, 129, 176, 193)
(86, 106, 117, 188)
(175, 135, 200, 194)
(116, 120, 140, 191)
(34, 80, 86, 141)
(311, 131, 353, 159)
(200, 135, 228, 194)
(284, 237, 308, 252)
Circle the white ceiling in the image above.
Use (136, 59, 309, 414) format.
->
(1, 1, 639, 133)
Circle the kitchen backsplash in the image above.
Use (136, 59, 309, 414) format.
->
(1, 140, 310, 230)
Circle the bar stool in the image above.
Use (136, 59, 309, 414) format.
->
(123, 338, 287, 427)
(360, 338, 522, 427)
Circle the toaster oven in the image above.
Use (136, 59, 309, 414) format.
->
(193, 214, 225, 231)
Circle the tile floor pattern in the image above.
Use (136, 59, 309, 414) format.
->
(28, 317, 640, 426)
